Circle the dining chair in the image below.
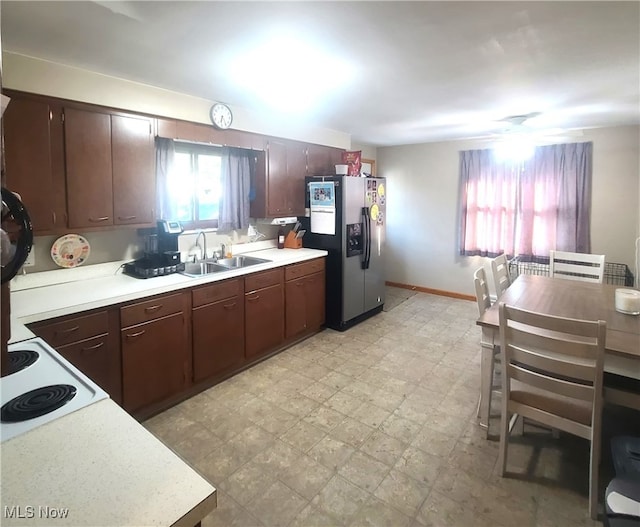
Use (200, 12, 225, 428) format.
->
(549, 250, 605, 284)
(474, 267, 500, 435)
(491, 254, 511, 298)
(498, 303, 606, 520)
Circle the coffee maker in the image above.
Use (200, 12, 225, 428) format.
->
(123, 220, 185, 278)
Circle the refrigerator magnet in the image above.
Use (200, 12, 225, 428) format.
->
(370, 204, 380, 221)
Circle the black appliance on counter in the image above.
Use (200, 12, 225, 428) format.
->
(123, 220, 185, 279)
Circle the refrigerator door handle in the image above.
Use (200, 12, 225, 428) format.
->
(361, 207, 371, 270)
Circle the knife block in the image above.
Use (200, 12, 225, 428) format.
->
(284, 231, 302, 249)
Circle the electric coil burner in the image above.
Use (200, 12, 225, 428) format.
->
(1, 338, 108, 442)
(7, 349, 39, 375)
(1, 384, 77, 422)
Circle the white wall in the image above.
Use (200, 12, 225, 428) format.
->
(378, 125, 640, 297)
(3, 53, 351, 149)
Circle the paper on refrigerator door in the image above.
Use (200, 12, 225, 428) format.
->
(309, 181, 336, 235)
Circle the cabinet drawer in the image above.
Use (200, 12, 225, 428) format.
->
(245, 268, 284, 293)
(285, 258, 325, 281)
(32, 311, 108, 347)
(121, 292, 184, 327)
(192, 278, 242, 308)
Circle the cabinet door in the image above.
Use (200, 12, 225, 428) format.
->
(65, 108, 114, 228)
(245, 283, 284, 359)
(266, 139, 288, 216)
(3, 97, 66, 233)
(112, 114, 155, 225)
(306, 270, 326, 330)
(286, 140, 308, 216)
(306, 144, 335, 177)
(193, 296, 244, 382)
(121, 312, 188, 412)
(57, 333, 122, 404)
(285, 277, 307, 338)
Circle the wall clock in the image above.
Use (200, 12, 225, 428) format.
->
(210, 103, 233, 130)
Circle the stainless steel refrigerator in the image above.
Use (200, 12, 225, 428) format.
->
(302, 175, 386, 331)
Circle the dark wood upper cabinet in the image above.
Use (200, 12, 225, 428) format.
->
(3, 96, 67, 234)
(112, 114, 155, 225)
(307, 144, 344, 177)
(64, 108, 114, 229)
(265, 139, 288, 216)
(286, 140, 308, 217)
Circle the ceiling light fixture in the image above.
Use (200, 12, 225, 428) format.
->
(492, 135, 535, 162)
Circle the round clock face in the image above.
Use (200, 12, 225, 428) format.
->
(210, 103, 233, 129)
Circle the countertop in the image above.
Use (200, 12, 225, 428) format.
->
(0, 399, 217, 527)
(9, 247, 327, 342)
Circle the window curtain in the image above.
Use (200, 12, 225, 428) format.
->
(218, 147, 252, 232)
(459, 142, 592, 258)
(155, 137, 176, 220)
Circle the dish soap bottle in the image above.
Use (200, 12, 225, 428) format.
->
(277, 226, 285, 249)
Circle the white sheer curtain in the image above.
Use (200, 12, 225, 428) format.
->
(459, 142, 592, 258)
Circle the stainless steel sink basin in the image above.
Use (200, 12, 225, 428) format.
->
(216, 255, 271, 268)
(180, 261, 229, 277)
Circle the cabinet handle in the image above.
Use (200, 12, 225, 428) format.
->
(126, 330, 146, 338)
(296, 281, 304, 287)
(118, 215, 137, 221)
(247, 294, 260, 302)
(89, 216, 110, 223)
(144, 305, 162, 313)
(81, 341, 105, 352)
(223, 302, 237, 310)
(52, 211, 57, 225)
(55, 326, 80, 335)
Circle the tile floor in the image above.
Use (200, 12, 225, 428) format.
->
(144, 286, 638, 527)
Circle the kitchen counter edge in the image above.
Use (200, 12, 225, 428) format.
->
(9, 248, 327, 342)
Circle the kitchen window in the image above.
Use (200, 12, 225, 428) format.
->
(458, 141, 593, 258)
(156, 137, 223, 229)
(165, 143, 222, 230)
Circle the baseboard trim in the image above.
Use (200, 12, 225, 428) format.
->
(385, 281, 475, 302)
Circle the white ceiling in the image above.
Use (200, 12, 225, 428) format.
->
(2, 1, 639, 146)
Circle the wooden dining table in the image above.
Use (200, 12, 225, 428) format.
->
(476, 274, 640, 427)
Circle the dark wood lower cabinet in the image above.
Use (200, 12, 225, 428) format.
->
(121, 312, 190, 413)
(28, 309, 122, 404)
(192, 296, 244, 383)
(245, 283, 285, 360)
(28, 260, 325, 418)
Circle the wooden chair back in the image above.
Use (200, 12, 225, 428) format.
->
(491, 254, 511, 298)
(549, 250, 605, 284)
(474, 267, 492, 317)
(498, 302, 606, 519)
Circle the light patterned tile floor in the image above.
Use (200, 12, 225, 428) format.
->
(144, 286, 639, 527)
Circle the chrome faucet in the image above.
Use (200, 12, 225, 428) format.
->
(195, 231, 207, 261)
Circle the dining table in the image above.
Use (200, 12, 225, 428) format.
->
(476, 274, 640, 427)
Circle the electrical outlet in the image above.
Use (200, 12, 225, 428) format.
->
(23, 248, 35, 267)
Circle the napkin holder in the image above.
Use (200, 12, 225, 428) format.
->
(284, 231, 302, 249)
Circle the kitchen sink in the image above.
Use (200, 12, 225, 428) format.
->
(216, 256, 271, 268)
(180, 261, 229, 277)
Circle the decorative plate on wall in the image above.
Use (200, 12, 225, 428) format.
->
(51, 234, 91, 268)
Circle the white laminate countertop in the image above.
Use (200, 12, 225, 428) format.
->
(0, 399, 217, 527)
(9, 247, 327, 342)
